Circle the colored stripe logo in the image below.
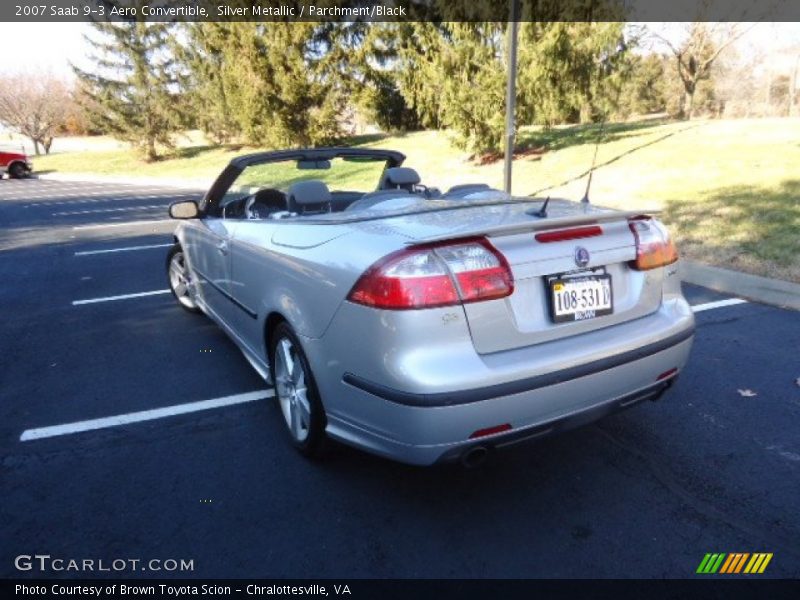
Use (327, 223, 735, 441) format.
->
(696, 553, 773, 574)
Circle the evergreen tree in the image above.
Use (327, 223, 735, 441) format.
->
(74, 6, 181, 161)
(616, 54, 667, 117)
(384, 20, 627, 155)
(387, 22, 506, 154)
(387, 22, 448, 129)
(174, 23, 239, 144)
(175, 22, 350, 148)
(518, 22, 627, 128)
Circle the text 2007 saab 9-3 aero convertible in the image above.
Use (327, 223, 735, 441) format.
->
(166, 147, 694, 467)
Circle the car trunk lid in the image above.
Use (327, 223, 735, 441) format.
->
(372, 198, 664, 354)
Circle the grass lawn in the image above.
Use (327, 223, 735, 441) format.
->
(31, 118, 800, 283)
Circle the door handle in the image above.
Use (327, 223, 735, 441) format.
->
(216, 241, 229, 254)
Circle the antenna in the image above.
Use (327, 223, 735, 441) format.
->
(526, 196, 550, 218)
(534, 196, 550, 217)
(581, 139, 602, 204)
(581, 36, 627, 205)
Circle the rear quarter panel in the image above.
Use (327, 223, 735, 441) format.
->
(229, 222, 410, 345)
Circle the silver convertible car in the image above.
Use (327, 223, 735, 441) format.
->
(167, 148, 694, 466)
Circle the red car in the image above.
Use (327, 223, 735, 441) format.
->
(0, 149, 32, 179)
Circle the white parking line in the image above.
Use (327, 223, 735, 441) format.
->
(54, 205, 166, 216)
(74, 243, 173, 256)
(691, 298, 748, 313)
(39, 194, 190, 206)
(72, 289, 170, 305)
(72, 219, 172, 230)
(19, 390, 274, 441)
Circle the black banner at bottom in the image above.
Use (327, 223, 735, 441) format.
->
(4, 579, 800, 600)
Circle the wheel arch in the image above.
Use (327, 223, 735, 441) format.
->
(263, 311, 288, 365)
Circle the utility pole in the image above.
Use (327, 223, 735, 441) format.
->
(503, 0, 521, 194)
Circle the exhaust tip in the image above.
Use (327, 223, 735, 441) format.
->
(461, 446, 489, 469)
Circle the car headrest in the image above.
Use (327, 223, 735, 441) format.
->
(382, 167, 420, 189)
(287, 180, 331, 205)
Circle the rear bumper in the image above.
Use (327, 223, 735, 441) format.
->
(325, 336, 692, 466)
(434, 377, 676, 464)
(307, 294, 695, 466)
(342, 326, 693, 407)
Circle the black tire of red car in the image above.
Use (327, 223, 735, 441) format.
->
(270, 322, 328, 458)
(9, 163, 27, 179)
(166, 245, 202, 314)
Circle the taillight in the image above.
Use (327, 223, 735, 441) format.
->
(347, 238, 513, 310)
(628, 217, 678, 271)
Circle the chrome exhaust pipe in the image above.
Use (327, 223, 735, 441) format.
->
(461, 446, 489, 469)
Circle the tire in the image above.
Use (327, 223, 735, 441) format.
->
(9, 163, 27, 179)
(270, 322, 327, 457)
(166, 245, 201, 313)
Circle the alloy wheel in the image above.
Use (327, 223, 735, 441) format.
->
(274, 337, 311, 443)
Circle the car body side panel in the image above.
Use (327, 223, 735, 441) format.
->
(179, 218, 235, 317)
(176, 219, 418, 383)
(227, 223, 404, 338)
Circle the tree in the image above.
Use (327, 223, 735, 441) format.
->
(616, 54, 668, 117)
(518, 22, 627, 127)
(650, 23, 755, 119)
(358, 70, 422, 133)
(74, 8, 182, 161)
(0, 72, 71, 155)
(382, 23, 447, 130)
(381, 18, 627, 155)
(435, 23, 507, 154)
(175, 22, 353, 148)
(385, 22, 506, 154)
(173, 23, 238, 144)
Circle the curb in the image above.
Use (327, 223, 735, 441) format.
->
(681, 261, 800, 312)
(35, 171, 209, 191)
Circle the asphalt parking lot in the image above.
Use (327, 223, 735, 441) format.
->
(1, 178, 798, 579)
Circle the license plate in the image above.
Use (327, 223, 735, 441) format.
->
(549, 274, 613, 323)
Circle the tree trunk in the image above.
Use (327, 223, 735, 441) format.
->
(32, 139, 41, 155)
(145, 136, 157, 162)
(44, 137, 53, 155)
(579, 102, 593, 124)
(684, 90, 695, 120)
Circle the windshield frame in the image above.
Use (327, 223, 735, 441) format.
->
(201, 147, 406, 217)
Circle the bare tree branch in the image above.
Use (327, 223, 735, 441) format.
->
(0, 72, 71, 155)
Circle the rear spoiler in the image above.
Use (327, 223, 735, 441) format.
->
(409, 209, 662, 245)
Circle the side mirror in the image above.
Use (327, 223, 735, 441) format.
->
(169, 200, 199, 219)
